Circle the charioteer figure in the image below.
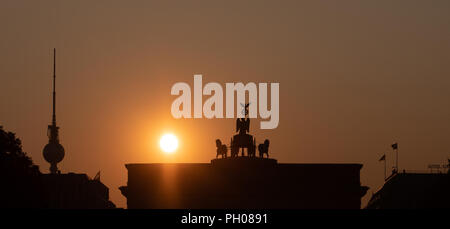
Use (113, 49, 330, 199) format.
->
(229, 103, 256, 157)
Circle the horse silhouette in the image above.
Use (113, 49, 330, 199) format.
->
(258, 139, 270, 158)
(216, 139, 228, 158)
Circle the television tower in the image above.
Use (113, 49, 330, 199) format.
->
(43, 48, 65, 174)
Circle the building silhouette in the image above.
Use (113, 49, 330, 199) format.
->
(41, 172, 115, 208)
(120, 157, 369, 209)
(121, 102, 369, 209)
(366, 170, 450, 209)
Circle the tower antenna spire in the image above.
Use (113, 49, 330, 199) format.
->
(52, 48, 56, 126)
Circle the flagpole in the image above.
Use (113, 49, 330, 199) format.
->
(379, 154, 386, 181)
(392, 142, 399, 173)
(396, 147, 399, 172)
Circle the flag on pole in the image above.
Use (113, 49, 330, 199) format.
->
(391, 143, 398, 150)
(379, 154, 386, 162)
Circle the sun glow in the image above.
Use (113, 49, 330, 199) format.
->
(160, 133, 179, 153)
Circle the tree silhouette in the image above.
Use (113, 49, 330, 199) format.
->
(0, 126, 42, 208)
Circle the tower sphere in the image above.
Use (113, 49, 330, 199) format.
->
(43, 142, 65, 163)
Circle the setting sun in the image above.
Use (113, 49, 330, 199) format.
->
(160, 133, 179, 153)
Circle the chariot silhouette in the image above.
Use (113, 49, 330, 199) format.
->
(216, 103, 270, 159)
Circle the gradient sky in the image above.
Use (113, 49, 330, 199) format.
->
(1, 0, 449, 208)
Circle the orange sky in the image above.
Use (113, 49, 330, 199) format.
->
(1, 0, 450, 208)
